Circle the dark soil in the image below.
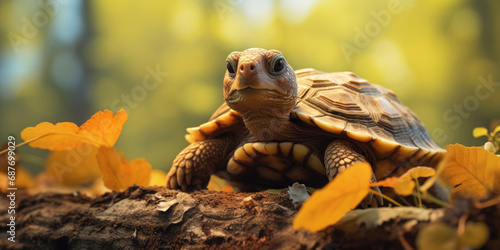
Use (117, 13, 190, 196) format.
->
(0, 186, 499, 249)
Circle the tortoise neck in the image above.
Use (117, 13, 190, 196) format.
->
(240, 110, 300, 142)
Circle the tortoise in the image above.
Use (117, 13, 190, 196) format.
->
(166, 48, 446, 206)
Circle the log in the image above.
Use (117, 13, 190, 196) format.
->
(1, 186, 499, 249)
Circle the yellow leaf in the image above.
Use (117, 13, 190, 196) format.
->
(493, 125, 500, 136)
(442, 144, 500, 196)
(221, 185, 234, 193)
(1, 169, 35, 192)
(371, 177, 399, 188)
(15, 167, 35, 189)
(79, 178, 110, 197)
(461, 221, 489, 249)
(207, 174, 230, 191)
(0, 172, 8, 192)
(0, 144, 35, 190)
(417, 223, 458, 250)
(293, 162, 372, 232)
(371, 167, 436, 196)
(472, 127, 489, 138)
(148, 169, 167, 187)
(394, 167, 436, 196)
(45, 145, 102, 187)
(96, 147, 152, 192)
(21, 109, 128, 151)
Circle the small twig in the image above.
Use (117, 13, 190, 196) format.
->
(414, 177, 423, 208)
(369, 189, 404, 207)
(456, 213, 469, 237)
(0, 134, 55, 155)
(474, 196, 500, 209)
(397, 228, 414, 250)
(419, 192, 452, 208)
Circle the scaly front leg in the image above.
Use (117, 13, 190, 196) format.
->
(324, 139, 383, 207)
(166, 138, 234, 191)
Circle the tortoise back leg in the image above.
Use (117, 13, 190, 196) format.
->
(324, 139, 383, 207)
(166, 137, 235, 191)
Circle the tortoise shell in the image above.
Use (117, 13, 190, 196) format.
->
(185, 69, 446, 183)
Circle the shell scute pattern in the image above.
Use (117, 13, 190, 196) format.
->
(185, 69, 445, 173)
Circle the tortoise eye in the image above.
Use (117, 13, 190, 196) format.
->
(226, 58, 236, 74)
(270, 54, 286, 73)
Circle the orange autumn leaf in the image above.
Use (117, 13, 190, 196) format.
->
(371, 167, 435, 196)
(293, 162, 372, 232)
(96, 147, 152, 192)
(371, 177, 399, 188)
(221, 185, 234, 193)
(441, 144, 500, 196)
(207, 175, 230, 191)
(0, 144, 35, 191)
(148, 169, 167, 187)
(21, 109, 128, 151)
(394, 167, 436, 196)
(1, 167, 35, 192)
(45, 145, 102, 187)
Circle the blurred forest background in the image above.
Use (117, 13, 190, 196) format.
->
(0, 0, 499, 174)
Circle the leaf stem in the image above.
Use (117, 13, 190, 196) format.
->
(418, 192, 452, 208)
(414, 177, 423, 208)
(0, 136, 47, 155)
(369, 189, 404, 207)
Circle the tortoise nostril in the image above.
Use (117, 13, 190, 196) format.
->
(240, 63, 256, 73)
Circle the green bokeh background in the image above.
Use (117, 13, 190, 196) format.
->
(1, 0, 499, 174)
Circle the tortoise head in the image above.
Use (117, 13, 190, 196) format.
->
(223, 48, 297, 117)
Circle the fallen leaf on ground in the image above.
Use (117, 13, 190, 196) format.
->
(417, 221, 489, 250)
(288, 183, 310, 208)
(370, 167, 436, 196)
(394, 167, 436, 196)
(293, 162, 372, 232)
(96, 147, 152, 192)
(442, 144, 500, 196)
(45, 145, 102, 187)
(335, 207, 444, 233)
(21, 109, 128, 151)
(207, 174, 232, 192)
(370, 177, 398, 188)
(148, 169, 167, 187)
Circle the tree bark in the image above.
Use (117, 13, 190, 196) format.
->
(1, 186, 499, 249)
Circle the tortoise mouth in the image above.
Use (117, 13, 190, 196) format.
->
(225, 87, 283, 104)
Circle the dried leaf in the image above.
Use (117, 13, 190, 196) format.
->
(484, 142, 496, 154)
(15, 167, 35, 189)
(0, 143, 34, 190)
(21, 109, 128, 151)
(371, 167, 435, 196)
(293, 162, 371, 232)
(493, 125, 500, 136)
(461, 221, 489, 248)
(221, 185, 234, 193)
(96, 147, 152, 192)
(394, 167, 436, 196)
(335, 207, 444, 233)
(417, 223, 458, 250)
(417, 221, 489, 250)
(207, 175, 230, 191)
(148, 169, 167, 187)
(288, 183, 310, 208)
(157, 193, 196, 224)
(371, 177, 399, 188)
(0, 172, 7, 192)
(442, 144, 500, 196)
(473, 127, 489, 138)
(45, 145, 102, 187)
